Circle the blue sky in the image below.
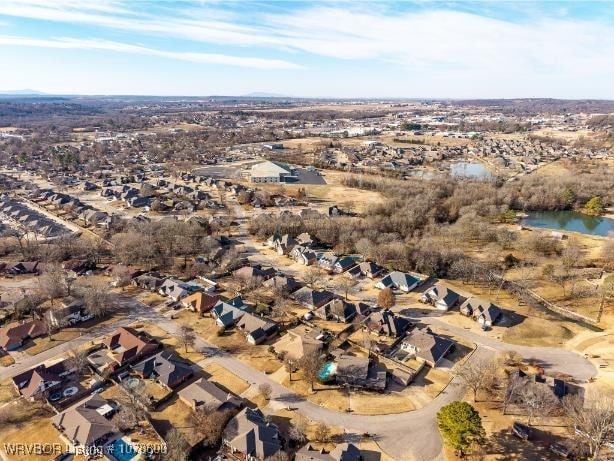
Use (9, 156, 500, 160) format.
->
(0, 1, 613, 98)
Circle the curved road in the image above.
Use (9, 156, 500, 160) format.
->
(222, 199, 598, 460)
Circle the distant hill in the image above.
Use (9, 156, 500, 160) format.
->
(0, 89, 47, 96)
(242, 92, 289, 98)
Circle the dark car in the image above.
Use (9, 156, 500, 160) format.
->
(550, 442, 572, 458)
(512, 422, 531, 440)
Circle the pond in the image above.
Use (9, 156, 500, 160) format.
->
(521, 211, 614, 237)
(449, 162, 493, 179)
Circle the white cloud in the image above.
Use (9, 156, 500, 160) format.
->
(1, 1, 613, 96)
(0, 35, 303, 69)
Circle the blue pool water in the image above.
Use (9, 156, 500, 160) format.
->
(110, 439, 138, 461)
(318, 362, 336, 381)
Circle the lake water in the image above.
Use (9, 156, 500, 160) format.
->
(449, 162, 492, 179)
(522, 211, 614, 237)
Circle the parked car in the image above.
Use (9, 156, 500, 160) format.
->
(549, 442, 572, 458)
(512, 422, 531, 440)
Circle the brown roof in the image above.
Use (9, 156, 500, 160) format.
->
(13, 360, 71, 398)
(182, 292, 219, 313)
(103, 327, 158, 366)
(0, 319, 46, 349)
(272, 327, 323, 362)
(178, 377, 241, 410)
(52, 395, 115, 447)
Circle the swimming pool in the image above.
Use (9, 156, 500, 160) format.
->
(318, 362, 337, 381)
(109, 438, 138, 461)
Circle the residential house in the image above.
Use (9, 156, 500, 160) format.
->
(178, 377, 242, 411)
(133, 272, 165, 291)
(221, 408, 282, 460)
(89, 327, 159, 373)
(132, 350, 194, 389)
(263, 275, 302, 295)
(266, 233, 281, 248)
(62, 259, 95, 277)
(48, 299, 93, 328)
(289, 245, 317, 265)
(364, 309, 410, 337)
(335, 354, 386, 391)
(5, 261, 40, 275)
(318, 253, 339, 272)
(460, 297, 502, 327)
(211, 299, 247, 328)
(292, 287, 336, 310)
(158, 278, 192, 301)
(0, 319, 46, 351)
(12, 359, 74, 400)
(295, 443, 363, 461)
(181, 292, 219, 315)
(314, 299, 358, 323)
(357, 261, 384, 279)
(52, 395, 116, 450)
(273, 234, 297, 255)
(421, 282, 460, 311)
(376, 271, 421, 292)
(401, 327, 454, 367)
(236, 313, 279, 345)
(333, 256, 358, 274)
(272, 326, 324, 362)
(296, 232, 317, 247)
(234, 264, 276, 282)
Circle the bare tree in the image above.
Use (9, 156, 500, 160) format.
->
(116, 379, 148, 430)
(270, 293, 288, 325)
(284, 357, 297, 382)
(78, 280, 114, 318)
(164, 427, 190, 461)
(563, 393, 614, 460)
(65, 346, 90, 378)
(114, 406, 139, 431)
(456, 357, 498, 402)
(177, 325, 196, 353)
(597, 275, 614, 323)
(42, 310, 58, 341)
(314, 422, 330, 443)
(521, 382, 558, 426)
(37, 263, 68, 305)
(502, 373, 526, 415)
(192, 403, 232, 447)
(264, 452, 290, 461)
(377, 288, 395, 309)
(111, 265, 132, 288)
(304, 267, 324, 289)
(258, 383, 273, 401)
(288, 418, 307, 445)
(299, 350, 324, 392)
(336, 277, 355, 300)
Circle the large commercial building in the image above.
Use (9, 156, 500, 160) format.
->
(250, 160, 294, 183)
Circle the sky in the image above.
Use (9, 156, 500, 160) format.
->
(0, 0, 613, 98)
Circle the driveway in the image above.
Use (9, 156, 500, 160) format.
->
(0, 302, 152, 382)
(399, 313, 597, 382)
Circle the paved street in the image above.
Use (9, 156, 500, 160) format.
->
(0, 201, 599, 460)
